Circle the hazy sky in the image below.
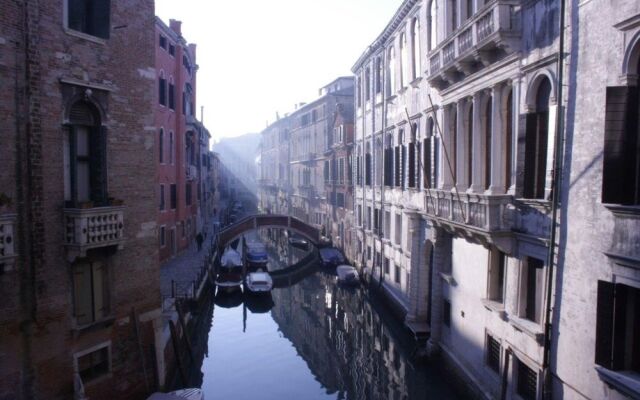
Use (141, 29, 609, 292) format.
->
(155, 0, 401, 140)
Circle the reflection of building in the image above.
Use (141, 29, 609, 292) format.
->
(270, 271, 443, 400)
(351, 0, 564, 399)
(0, 2, 160, 399)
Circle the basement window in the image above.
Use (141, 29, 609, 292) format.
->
(75, 343, 111, 384)
(67, 0, 111, 39)
(516, 359, 538, 400)
(486, 334, 501, 373)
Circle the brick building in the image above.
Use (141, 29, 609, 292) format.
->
(156, 18, 208, 263)
(0, 1, 161, 399)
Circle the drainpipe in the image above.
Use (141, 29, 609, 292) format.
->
(542, 0, 567, 397)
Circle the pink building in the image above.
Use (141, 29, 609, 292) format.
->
(155, 18, 200, 262)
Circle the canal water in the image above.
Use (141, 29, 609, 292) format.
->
(191, 230, 468, 400)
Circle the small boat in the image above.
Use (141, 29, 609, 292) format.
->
(319, 247, 348, 268)
(245, 270, 273, 293)
(147, 388, 204, 400)
(288, 236, 309, 250)
(336, 265, 359, 285)
(246, 242, 269, 267)
(216, 247, 244, 291)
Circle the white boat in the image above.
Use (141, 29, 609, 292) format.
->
(147, 388, 204, 400)
(216, 247, 244, 289)
(245, 270, 273, 293)
(336, 265, 359, 285)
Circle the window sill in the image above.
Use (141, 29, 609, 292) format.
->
(439, 272, 457, 286)
(595, 366, 640, 399)
(63, 28, 107, 45)
(603, 204, 640, 219)
(73, 316, 115, 333)
(481, 299, 507, 320)
(508, 315, 544, 344)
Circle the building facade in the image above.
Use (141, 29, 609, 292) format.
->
(352, 0, 561, 398)
(551, 2, 640, 399)
(0, 1, 161, 399)
(156, 18, 205, 263)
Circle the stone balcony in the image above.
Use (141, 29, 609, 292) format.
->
(427, 0, 520, 89)
(0, 214, 17, 269)
(423, 189, 552, 252)
(64, 206, 125, 260)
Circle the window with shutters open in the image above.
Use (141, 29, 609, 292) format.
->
(595, 281, 640, 373)
(73, 260, 108, 327)
(64, 101, 107, 207)
(602, 86, 640, 205)
(523, 79, 551, 200)
(66, 0, 111, 39)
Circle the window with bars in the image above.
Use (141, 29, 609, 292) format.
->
(516, 360, 538, 400)
(486, 334, 501, 373)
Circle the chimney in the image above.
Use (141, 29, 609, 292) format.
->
(169, 19, 182, 36)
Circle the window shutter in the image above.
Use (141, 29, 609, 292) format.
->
(523, 113, 538, 198)
(73, 264, 93, 326)
(602, 86, 639, 204)
(91, 0, 111, 39)
(595, 280, 614, 368)
(612, 283, 628, 371)
(89, 126, 108, 205)
(92, 262, 106, 321)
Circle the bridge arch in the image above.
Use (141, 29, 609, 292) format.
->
(216, 214, 321, 253)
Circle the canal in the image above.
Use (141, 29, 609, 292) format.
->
(189, 229, 469, 400)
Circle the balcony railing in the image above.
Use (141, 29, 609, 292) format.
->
(427, 0, 520, 88)
(64, 206, 125, 259)
(423, 190, 552, 250)
(0, 214, 16, 267)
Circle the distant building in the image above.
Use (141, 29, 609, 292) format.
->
(0, 1, 160, 399)
(155, 17, 212, 262)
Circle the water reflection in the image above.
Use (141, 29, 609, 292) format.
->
(194, 234, 466, 400)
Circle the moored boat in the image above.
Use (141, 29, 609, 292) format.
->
(245, 270, 273, 293)
(246, 242, 268, 268)
(215, 247, 243, 292)
(336, 265, 359, 286)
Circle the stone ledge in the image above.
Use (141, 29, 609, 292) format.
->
(595, 366, 640, 399)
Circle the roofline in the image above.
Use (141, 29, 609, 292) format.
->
(351, 0, 419, 72)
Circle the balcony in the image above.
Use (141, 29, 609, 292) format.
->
(297, 185, 316, 199)
(0, 214, 16, 268)
(423, 190, 552, 252)
(64, 206, 125, 260)
(427, 0, 520, 89)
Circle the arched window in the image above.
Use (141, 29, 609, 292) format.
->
(365, 143, 372, 186)
(411, 18, 421, 80)
(168, 76, 175, 110)
(387, 47, 396, 94)
(425, 118, 436, 188)
(429, 0, 438, 51)
(466, 103, 473, 189)
(376, 57, 383, 94)
(505, 89, 513, 190)
(64, 100, 107, 207)
(169, 131, 175, 164)
(451, 106, 458, 183)
(400, 33, 407, 88)
(523, 78, 552, 199)
(158, 70, 166, 106)
(409, 123, 418, 188)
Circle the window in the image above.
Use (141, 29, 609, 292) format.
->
(516, 360, 538, 400)
(408, 138, 416, 188)
(384, 144, 393, 186)
(387, 47, 396, 94)
(168, 79, 175, 110)
(186, 183, 192, 206)
(159, 128, 164, 163)
(602, 85, 640, 205)
(523, 78, 551, 199)
(64, 101, 107, 207)
(384, 257, 390, 275)
(72, 260, 108, 326)
(169, 44, 175, 56)
(384, 211, 391, 240)
(367, 245, 372, 261)
(374, 208, 381, 234)
(394, 264, 401, 283)
(159, 184, 165, 211)
(67, 0, 111, 39)
(339, 158, 345, 184)
(169, 131, 174, 164)
(488, 249, 506, 303)
(159, 72, 167, 106)
(424, 119, 434, 188)
(394, 145, 401, 187)
(365, 150, 372, 186)
(375, 57, 382, 94)
(595, 281, 640, 372)
(484, 98, 493, 190)
(170, 184, 177, 209)
(486, 334, 501, 373)
(399, 33, 407, 88)
(160, 226, 166, 246)
(77, 344, 110, 383)
(428, 0, 437, 51)
(159, 35, 167, 49)
(366, 206, 372, 230)
(365, 67, 371, 100)
(520, 257, 544, 323)
(443, 299, 451, 327)
(411, 18, 421, 80)
(395, 213, 402, 245)
(337, 193, 345, 208)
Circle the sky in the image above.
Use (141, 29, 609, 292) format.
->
(155, 0, 402, 140)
